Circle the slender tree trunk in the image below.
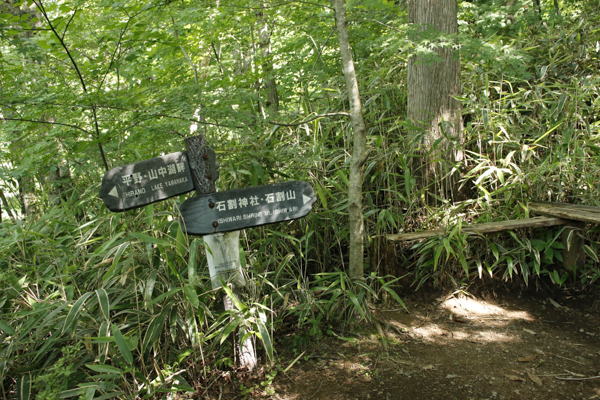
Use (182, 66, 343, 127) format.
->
(333, 0, 368, 279)
(45, 159, 72, 206)
(1, 185, 18, 223)
(18, 176, 36, 217)
(257, 10, 279, 115)
(553, 0, 560, 15)
(407, 0, 463, 205)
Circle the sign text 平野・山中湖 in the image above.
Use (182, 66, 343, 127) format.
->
(100, 152, 195, 211)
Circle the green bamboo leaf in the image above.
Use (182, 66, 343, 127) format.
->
(146, 287, 182, 308)
(584, 245, 599, 262)
(442, 238, 454, 260)
(62, 291, 94, 335)
(381, 285, 406, 310)
(145, 204, 154, 227)
(256, 313, 273, 361)
(83, 387, 95, 400)
(490, 243, 499, 260)
(314, 182, 328, 209)
(434, 245, 442, 271)
(188, 239, 201, 285)
(346, 290, 367, 320)
(176, 222, 186, 259)
(566, 229, 574, 251)
(131, 232, 174, 247)
(183, 284, 199, 308)
(112, 325, 133, 365)
(96, 289, 110, 321)
(102, 241, 130, 282)
(144, 270, 158, 308)
(250, 159, 265, 185)
(85, 364, 123, 374)
(59, 388, 86, 398)
(459, 254, 469, 277)
(142, 308, 170, 354)
(0, 320, 15, 335)
(87, 391, 124, 400)
(99, 321, 110, 364)
(222, 284, 246, 312)
(17, 374, 31, 400)
(93, 232, 126, 255)
(36, 303, 67, 339)
(220, 316, 243, 345)
(32, 331, 59, 362)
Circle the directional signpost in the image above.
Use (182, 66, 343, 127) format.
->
(99, 134, 316, 372)
(99, 150, 219, 212)
(180, 181, 316, 235)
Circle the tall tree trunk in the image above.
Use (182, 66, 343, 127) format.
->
(333, 0, 368, 279)
(407, 0, 463, 205)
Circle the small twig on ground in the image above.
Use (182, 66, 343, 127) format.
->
(555, 375, 600, 381)
(373, 354, 381, 370)
(307, 381, 323, 400)
(554, 354, 584, 364)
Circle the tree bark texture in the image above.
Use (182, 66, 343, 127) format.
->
(257, 11, 279, 115)
(333, 0, 368, 279)
(407, 0, 462, 205)
(46, 161, 72, 206)
(0, 188, 17, 223)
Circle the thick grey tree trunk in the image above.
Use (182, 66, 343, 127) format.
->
(333, 0, 368, 279)
(407, 0, 463, 204)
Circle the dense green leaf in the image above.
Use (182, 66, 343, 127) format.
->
(62, 291, 94, 335)
(85, 364, 124, 374)
(112, 324, 134, 365)
(96, 289, 110, 321)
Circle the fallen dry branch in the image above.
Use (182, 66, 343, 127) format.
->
(385, 216, 569, 242)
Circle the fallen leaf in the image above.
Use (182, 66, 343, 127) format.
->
(548, 298, 562, 308)
(450, 315, 467, 323)
(445, 374, 458, 379)
(523, 328, 537, 335)
(505, 374, 526, 382)
(518, 355, 537, 362)
(527, 371, 543, 386)
(421, 364, 436, 370)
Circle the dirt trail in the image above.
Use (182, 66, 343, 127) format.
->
(269, 290, 600, 400)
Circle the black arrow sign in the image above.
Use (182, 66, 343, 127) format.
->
(180, 181, 316, 235)
(100, 150, 219, 212)
(99, 152, 190, 212)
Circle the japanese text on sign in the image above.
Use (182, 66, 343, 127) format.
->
(121, 161, 186, 186)
(214, 190, 297, 212)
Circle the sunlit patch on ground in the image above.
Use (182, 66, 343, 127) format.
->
(441, 296, 535, 322)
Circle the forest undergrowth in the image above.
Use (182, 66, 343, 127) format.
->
(1, 0, 600, 398)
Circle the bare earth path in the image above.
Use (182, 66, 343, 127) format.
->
(264, 289, 600, 400)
